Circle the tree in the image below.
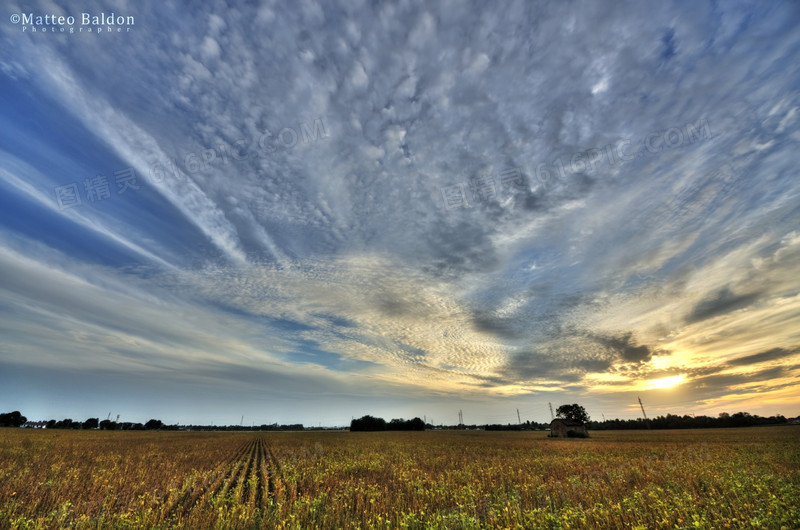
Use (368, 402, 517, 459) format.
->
(82, 418, 99, 430)
(350, 415, 387, 432)
(386, 417, 426, 431)
(407, 417, 426, 431)
(556, 403, 590, 424)
(99, 419, 118, 430)
(144, 419, 164, 430)
(0, 411, 27, 427)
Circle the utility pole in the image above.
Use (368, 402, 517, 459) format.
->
(548, 402, 555, 420)
(517, 408, 521, 424)
(638, 396, 651, 428)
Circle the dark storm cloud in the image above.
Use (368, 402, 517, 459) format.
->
(470, 311, 520, 339)
(691, 365, 791, 391)
(500, 342, 616, 384)
(421, 219, 501, 277)
(591, 332, 654, 363)
(511, 352, 589, 383)
(727, 347, 800, 367)
(686, 287, 762, 324)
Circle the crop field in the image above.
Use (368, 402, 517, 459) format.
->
(0, 427, 798, 529)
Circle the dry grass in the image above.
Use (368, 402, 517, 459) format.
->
(1, 426, 798, 528)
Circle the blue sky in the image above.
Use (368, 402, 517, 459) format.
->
(1, 1, 799, 426)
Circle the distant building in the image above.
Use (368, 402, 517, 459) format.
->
(22, 421, 48, 429)
(549, 418, 587, 438)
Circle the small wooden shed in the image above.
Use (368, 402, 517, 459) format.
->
(549, 418, 587, 438)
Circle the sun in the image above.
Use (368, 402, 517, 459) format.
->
(645, 374, 686, 390)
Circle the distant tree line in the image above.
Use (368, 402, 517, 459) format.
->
(39, 418, 172, 430)
(484, 421, 550, 431)
(0, 412, 311, 431)
(3, 409, 796, 431)
(40, 419, 310, 431)
(350, 415, 426, 431)
(588, 412, 790, 430)
(183, 424, 307, 432)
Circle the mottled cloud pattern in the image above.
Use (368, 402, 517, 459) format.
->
(1, 1, 799, 424)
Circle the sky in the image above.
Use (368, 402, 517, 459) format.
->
(1, 1, 799, 427)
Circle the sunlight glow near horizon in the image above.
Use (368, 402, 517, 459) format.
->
(645, 375, 687, 391)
